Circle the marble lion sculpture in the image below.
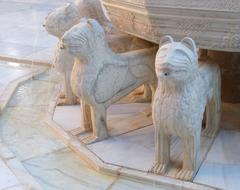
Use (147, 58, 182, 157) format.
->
(44, 0, 153, 105)
(61, 19, 157, 143)
(151, 36, 221, 180)
(43, 0, 113, 105)
(43, 0, 115, 38)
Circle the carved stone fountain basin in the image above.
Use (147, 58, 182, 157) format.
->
(102, 0, 240, 52)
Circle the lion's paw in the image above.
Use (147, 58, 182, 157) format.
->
(176, 169, 194, 181)
(150, 163, 167, 175)
(202, 127, 218, 138)
(58, 92, 65, 99)
(57, 98, 79, 106)
(82, 134, 108, 145)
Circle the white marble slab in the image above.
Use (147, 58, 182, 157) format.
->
(53, 106, 81, 132)
(111, 178, 166, 190)
(88, 125, 213, 176)
(6, 158, 43, 190)
(194, 130, 240, 190)
(0, 62, 47, 113)
(89, 126, 155, 171)
(8, 79, 56, 107)
(0, 0, 71, 64)
(0, 64, 33, 94)
(0, 142, 15, 160)
(53, 103, 152, 137)
(0, 106, 66, 161)
(0, 159, 20, 189)
(3, 185, 26, 190)
(23, 148, 116, 190)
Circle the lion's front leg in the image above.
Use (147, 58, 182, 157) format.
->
(83, 104, 108, 144)
(176, 132, 200, 181)
(57, 71, 78, 105)
(150, 127, 170, 175)
(79, 100, 92, 134)
(203, 75, 221, 138)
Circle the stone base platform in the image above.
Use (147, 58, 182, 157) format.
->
(44, 97, 240, 190)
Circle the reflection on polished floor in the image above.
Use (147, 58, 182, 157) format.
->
(0, 0, 71, 64)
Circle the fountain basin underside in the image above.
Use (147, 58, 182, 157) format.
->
(103, 0, 240, 52)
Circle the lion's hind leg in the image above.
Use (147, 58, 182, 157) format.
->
(83, 104, 108, 144)
(176, 131, 200, 181)
(203, 67, 221, 138)
(57, 70, 78, 105)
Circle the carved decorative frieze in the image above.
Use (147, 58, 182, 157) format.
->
(103, 0, 240, 52)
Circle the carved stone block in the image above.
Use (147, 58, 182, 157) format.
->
(102, 0, 240, 52)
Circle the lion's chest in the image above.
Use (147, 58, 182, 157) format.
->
(153, 83, 206, 135)
(71, 62, 97, 104)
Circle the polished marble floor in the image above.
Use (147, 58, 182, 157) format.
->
(0, 61, 47, 113)
(0, 0, 71, 63)
(0, 63, 33, 94)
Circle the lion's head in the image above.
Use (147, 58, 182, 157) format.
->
(155, 36, 198, 83)
(61, 18, 106, 59)
(43, 3, 80, 38)
(43, 0, 112, 38)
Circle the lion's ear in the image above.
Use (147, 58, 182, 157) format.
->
(87, 19, 93, 28)
(159, 35, 173, 46)
(87, 19, 102, 29)
(87, 19, 105, 35)
(181, 37, 197, 54)
(65, 3, 74, 14)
